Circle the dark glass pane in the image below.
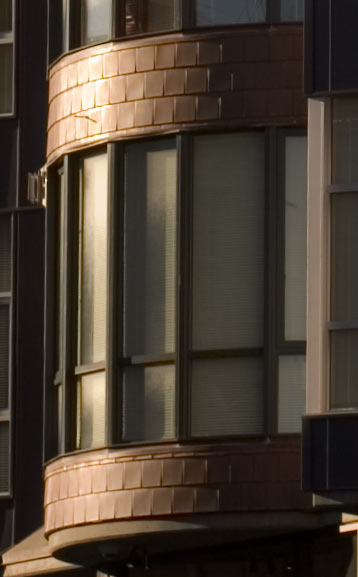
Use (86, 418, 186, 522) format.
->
(280, 0, 304, 21)
(332, 0, 358, 91)
(331, 193, 358, 321)
(122, 365, 175, 441)
(0, 422, 9, 493)
(78, 153, 108, 366)
(81, 0, 111, 46)
(191, 358, 263, 436)
(278, 355, 305, 433)
(192, 133, 264, 351)
(0, 0, 12, 33)
(124, 140, 177, 357)
(284, 135, 307, 341)
(331, 330, 358, 409)
(55, 172, 64, 374)
(195, 0, 266, 26)
(0, 216, 11, 293)
(332, 99, 358, 185)
(76, 372, 106, 449)
(0, 45, 13, 114)
(125, 0, 179, 35)
(0, 306, 9, 411)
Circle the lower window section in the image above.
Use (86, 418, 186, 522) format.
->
(122, 364, 176, 442)
(76, 372, 106, 449)
(0, 421, 9, 492)
(190, 358, 264, 437)
(278, 355, 306, 433)
(0, 44, 12, 114)
(331, 330, 358, 410)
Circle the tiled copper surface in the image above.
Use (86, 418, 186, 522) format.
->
(47, 25, 305, 163)
(44, 438, 311, 536)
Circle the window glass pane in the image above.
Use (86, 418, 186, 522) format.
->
(125, 0, 179, 35)
(124, 140, 177, 357)
(0, 0, 12, 33)
(284, 135, 307, 341)
(81, 0, 111, 46)
(192, 133, 265, 351)
(0, 216, 11, 293)
(0, 422, 9, 492)
(0, 45, 13, 114)
(331, 330, 358, 409)
(191, 358, 264, 436)
(55, 171, 64, 374)
(332, 99, 358, 185)
(79, 153, 108, 365)
(122, 364, 175, 441)
(77, 371, 106, 449)
(0, 306, 9, 411)
(280, 0, 304, 21)
(278, 355, 306, 433)
(195, 0, 266, 26)
(331, 193, 358, 321)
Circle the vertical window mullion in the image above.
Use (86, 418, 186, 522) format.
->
(177, 134, 192, 440)
(107, 143, 123, 445)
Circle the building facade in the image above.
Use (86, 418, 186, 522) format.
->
(2, 1, 357, 576)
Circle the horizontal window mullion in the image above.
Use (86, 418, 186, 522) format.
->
(277, 341, 306, 355)
(0, 411, 10, 422)
(191, 348, 263, 359)
(328, 321, 358, 331)
(328, 183, 358, 194)
(74, 361, 106, 376)
(119, 353, 175, 367)
(0, 36, 13, 44)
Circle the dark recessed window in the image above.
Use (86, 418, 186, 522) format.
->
(0, 0, 14, 115)
(46, 130, 307, 458)
(125, 0, 180, 35)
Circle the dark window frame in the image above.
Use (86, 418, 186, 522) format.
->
(45, 127, 307, 461)
(48, 0, 304, 66)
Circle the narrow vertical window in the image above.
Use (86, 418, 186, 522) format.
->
(0, 215, 11, 492)
(76, 152, 108, 449)
(191, 133, 265, 436)
(0, 0, 14, 115)
(80, 0, 112, 46)
(277, 133, 307, 433)
(122, 139, 177, 442)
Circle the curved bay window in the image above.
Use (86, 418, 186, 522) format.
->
(45, 129, 307, 459)
(48, 0, 303, 64)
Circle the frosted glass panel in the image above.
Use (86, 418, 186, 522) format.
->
(331, 194, 358, 321)
(0, 45, 12, 114)
(280, 0, 304, 21)
(332, 99, 358, 184)
(278, 355, 306, 433)
(191, 358, 264, 436)
(81, 0, 111, 45)
(122, 364, 175, 441)
(79, 153, 108, 365)
(195, 0, 266, 25)
(331, 331, 358, 409)
(77, 371, 106, 449)
(192, 133, 264, 350)
(124, 140, 177, 356)
(284, 136, 307, 341)
(0, 0, 12, 32)
(0, 215, 11, 293)
(0, 306, 9, 411)
(125, 0, 179, 35)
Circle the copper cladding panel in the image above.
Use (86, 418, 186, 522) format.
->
(47, 26, 305, 163)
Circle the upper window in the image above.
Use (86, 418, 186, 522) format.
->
(49, 0, 303, 63)
(330, 98, 358, 410)
(46, 129, 307, 458)
(0, 0, 14, 115)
